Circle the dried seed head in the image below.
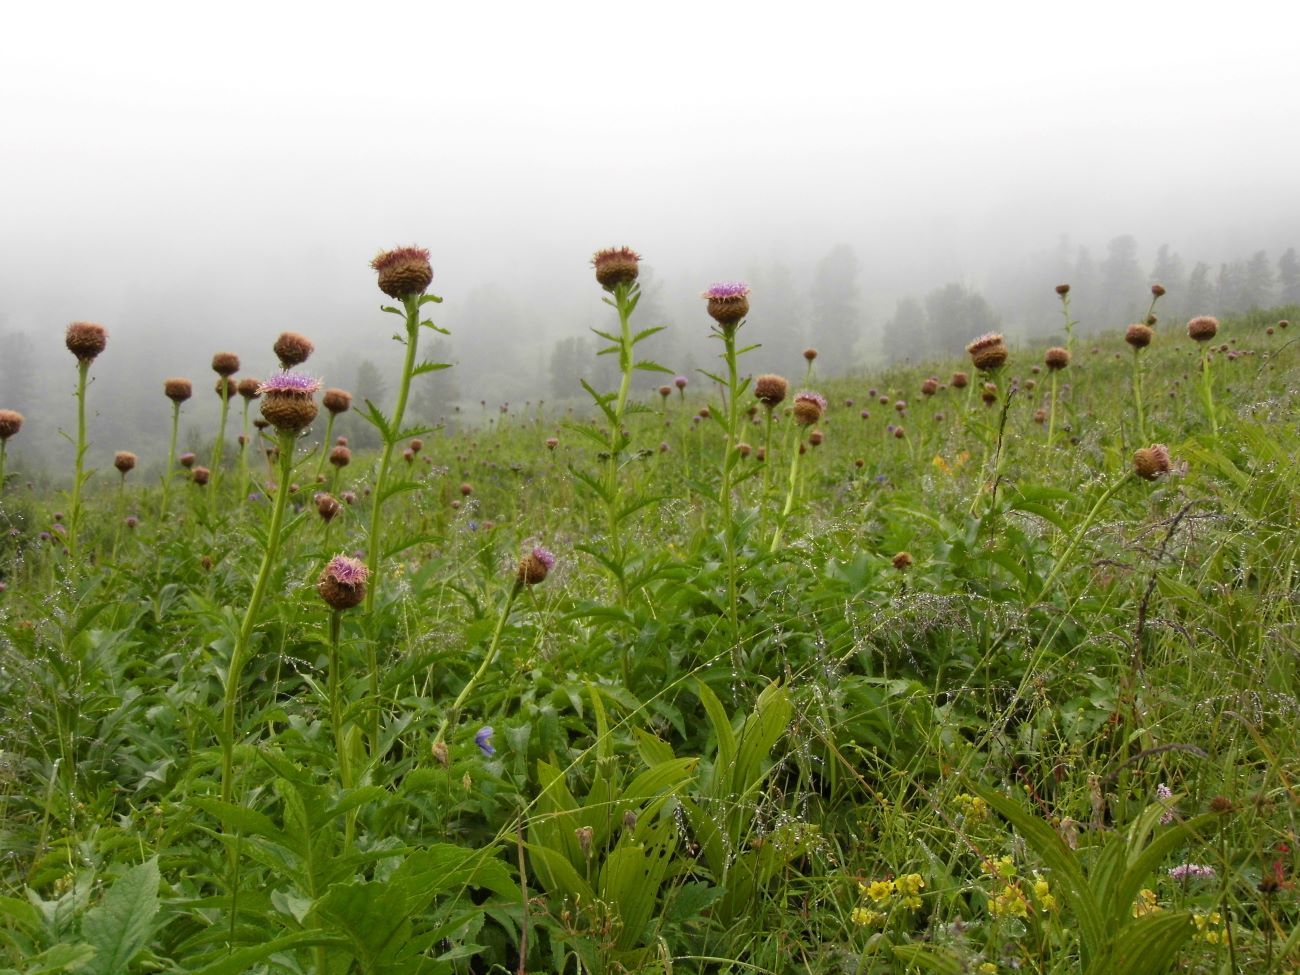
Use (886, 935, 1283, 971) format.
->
(921, 377, 939, 396)
(273, 331, 314, 367)
(1033, 408, 1047, 424)
(1133, 443, 1172, 480)
(1125, 323, 1154, 349)
(215, 376, 237, 399)
(736, 441, 752, 457)
(211, 352, 240, 376)
(315, 493, 341, 522)
(591, 246, 640, 290)
(371, 246, 434, 299)
(165, 378, 193, 403)
(808, 429, 824, 446)
(179, 452, 196, 468)
(114, 451, 137, 474)
(951, 371, 969, 389)
(518, 546, 556, 585)
(253, 418, 270, 431)
(1055, 283, 1071, 296)
(545, 437, 559, 450)
(238, 377, 262, 400)
(409, 438, 423, 453)
(65, 321, 107, 362)
(192, 466, 211, 486)
(659, 384, 672, 398)
(754, 374, 789, 407)
(802, 347, 818, 362)
(317, 554, 368, 610)
(322, 388, 352, 414)
(1151, 283, 1166, 297)
(0, 409, 23, 441)
(892, 551, 913, 571)
(1187, 316, 1219, 342)
(1044, 347, 1070, 370)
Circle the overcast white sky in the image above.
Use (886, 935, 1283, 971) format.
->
(1, 0, 1297, 337)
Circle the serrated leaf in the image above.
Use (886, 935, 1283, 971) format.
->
(79, 858, 159, 975)
(633, 359, 674, 374)
(411, 360, 453, 377)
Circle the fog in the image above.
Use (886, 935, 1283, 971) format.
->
(2, 0, 1298, 471)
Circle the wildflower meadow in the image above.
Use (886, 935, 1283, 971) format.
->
(1, 247, 1298, 974)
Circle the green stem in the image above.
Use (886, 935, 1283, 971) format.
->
(329, 611, 352, 792)
(602, 282, 636, 602)
(68, 361, 90, 564)
(315, 414, 336, 481)
(431, 581, 520, 750)
(220, 430, 296, 807)
(364, 294, 422, 615)
(1046, 370, 1059, 446)
(160, 401, 181, 523)
(769, 435, 804, 552)
(1038, 471, 1133, 598)
(0, 440, 7, 496)
(1132, 349, 1146, 444)
(719, 328, 741, 668)
(237, 399, 251, 508)
(212, 384, 230, 496)
(1200, 345, 1219, 438)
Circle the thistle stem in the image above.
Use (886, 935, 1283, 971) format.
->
(220, 430, 296, 808)
(212, 384, 230, 496)
(1132, 349, 1146, 444)
(315, 414, 337, 481)
(769, 435, 804, 552)
(1046, 370, 1059, 446)
(718, 328, 742, 668)
(160, 401, 181, 523)
(364, 294, 422, 614)
(1200, 345, 1219, 438)
(68, 360, 90, 564)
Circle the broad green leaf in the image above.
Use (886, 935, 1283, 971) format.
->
(79, 858, 159, 975)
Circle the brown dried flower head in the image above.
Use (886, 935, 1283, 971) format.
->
(273, 331, 314, 367)
(591, 246, 641, 290)
(315, 493, 341, 522)
(1133, 443, 1172, 480)
(892, 551, 913, 571)
(1055, 283, 1070, 296)
(192, 466, 211, 486)
(1187, 316, 1219, 342)
(950, 371, 969, 389)
(1044, 347, 1070, 371)
(165, 378, 193, 403)
(211, 352, 240, 376)
(967, 332, 1008, 372)
(802, 347, 818, 362)
(238, 377, 262, 400)
(754, 374, 789, 407)
(921, 377, 939, 396)
(329, 445, 351, 468)
(322, 388, 351, 414)
(1125, 323, 1154, 349)
(0, 410, 23, 441)
(114, 451, 137, 474)
(66, 322, 107, 362)
(215, 377, 237, 399)
(371, 246, 434, 299)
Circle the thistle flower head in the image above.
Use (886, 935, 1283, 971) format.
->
(591, 246, 641, 290)
(967, 332, 1008, 372)
(951, 371, 969, 389)
(674, 375, 688, 390)
(273, 331, 315, 367)
(892, 551, 913, 571)
(1125, 323, 1154, 349)
(1151, 283, 1166, 297)
(754, 373, 789, 407)
(316, 493, 341, 522)
(259, 371, 322, 433)
(1133, 443, 1173, 480)
(518, 545, 556, 585)
(211, 352, 240, 376)
(702, 281, 751, 329)
(114, 451, 137, 474)
(192, 466, 211, 486)
(238, 377, 262, 400)
(1187, 316, 1219, 342)
(921, 377, 939, 396)
(1055, 283, 1070, 296)
(179, 452, 196, 468)
(371, 246, 434, 299)
(322, 388, 352, 414)
(803, 347, 818, 362)
(792, 390, 827, 426)
(65, 321, 107, 362)
(165, 378, 193, 403)
(1044, 347, 1070, 370)
(215, 376, 237, 399)
(0, 410, 23, 441)
(318, 553, 369, 610)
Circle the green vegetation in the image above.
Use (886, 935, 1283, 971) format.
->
(0, 259, 1298, 974)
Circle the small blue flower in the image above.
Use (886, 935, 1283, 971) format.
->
(474, 726, 495, 757)
(468, 520, 479, 532)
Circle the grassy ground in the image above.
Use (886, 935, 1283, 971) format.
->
(0, 300, 1298, 974)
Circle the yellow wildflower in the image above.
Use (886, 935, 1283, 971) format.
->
(896, 873, 925, 896)
(865, 879, 895, 903)
(1032, 874, 1057, 912)
(979, 965, 998, 975)
(850, 906, 886, 927)
(1132, 888, 1162, 918)
(989, 884, 1029, 919)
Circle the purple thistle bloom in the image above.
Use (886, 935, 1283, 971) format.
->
(794, 391, 828, 412)
(674, 375, 688, 389)
(1168, 863, 1216, 881)
(700, 281, 751, 299)
(532, 546, 556, 572)
(1156, 782, 1176, 824)
(475, 725, 495, 756)
(324, 554, 368, 586)
(258, 371, 323, 396)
